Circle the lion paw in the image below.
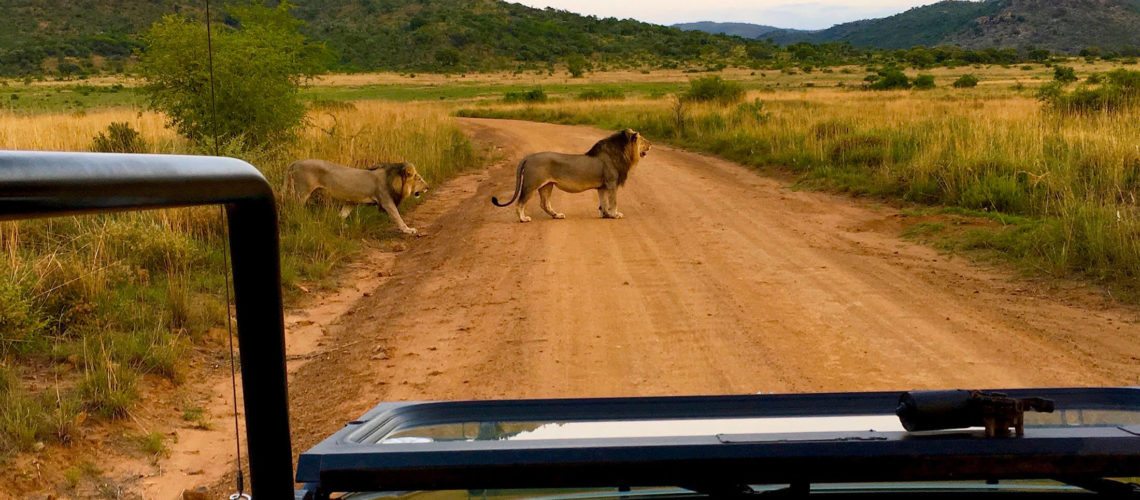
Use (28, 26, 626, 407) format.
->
(401, 227, 418, 236)
(612, 211, 624, 219)
(519, 215, 532, 223)
(553, 213, 566, 220)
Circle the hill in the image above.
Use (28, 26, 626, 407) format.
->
(0, 0, 770, 76)
(673, 21, 795, 39)
(767, 0, 1140, 52)
(290, 0, 760, 72)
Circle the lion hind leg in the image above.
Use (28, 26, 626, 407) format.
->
(538, 183, 564, 220)
(516, 181, 537, 223)
(294, 178, 319, 205)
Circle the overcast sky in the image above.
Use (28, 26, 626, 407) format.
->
(511, 0, 948, 30)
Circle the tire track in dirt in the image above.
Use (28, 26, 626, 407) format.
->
(286, 118, 1140, 459)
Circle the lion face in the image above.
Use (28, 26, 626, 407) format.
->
(404, 162, 430, 199)
(637, 135, 652, 159)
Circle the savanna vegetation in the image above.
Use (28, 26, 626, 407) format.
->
(0, 2, 483, 472)
(459, 65, 1140, 299)
(0, 101, 480, 460)
(3, 0, 1140, 493)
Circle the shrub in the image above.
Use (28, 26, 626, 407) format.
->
(1039, 69, 1140, 114)
(503, 88, 548, 103)
(683, 76, 744, 104)
(912, 74, 936, 90)
(952, 74, 980, 88)
(1053, 65, 1078, 83)
(90, 122, 148, 154)
(868, 69, 910, 90)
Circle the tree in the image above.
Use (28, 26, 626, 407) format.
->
(435, 48, 460, 68)
(139, 2, 328, 149)
(566, 54, 589, 78)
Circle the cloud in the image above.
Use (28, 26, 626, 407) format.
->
(511, 0, 943, 30)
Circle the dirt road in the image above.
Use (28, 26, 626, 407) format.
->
(287, 118, 1140, 452)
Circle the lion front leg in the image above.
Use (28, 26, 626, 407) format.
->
(599, 188, 623, 219)
(378, 197, 419, 236)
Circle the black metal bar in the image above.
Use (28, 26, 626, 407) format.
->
(0, 151, 294, 498)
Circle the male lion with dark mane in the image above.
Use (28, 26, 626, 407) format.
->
(491, 129, 651, 222)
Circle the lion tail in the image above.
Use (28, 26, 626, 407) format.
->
(491, 158, 527, 207)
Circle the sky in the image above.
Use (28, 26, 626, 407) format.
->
(510, 0, 948, 31)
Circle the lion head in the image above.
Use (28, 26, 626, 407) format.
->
(636, 131, 652, 159)
(587, 128, 650, 174)
(372, 162, 430, 202)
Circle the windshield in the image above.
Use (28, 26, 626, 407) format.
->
(4, 0, 1140, 499)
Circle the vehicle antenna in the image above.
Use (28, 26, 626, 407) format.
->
(203, 0, 251, 498)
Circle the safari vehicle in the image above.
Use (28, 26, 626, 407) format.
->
(3, 152, 1140, 499)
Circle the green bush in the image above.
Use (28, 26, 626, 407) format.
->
(683, 76, 744, 104)
(503, 88, 548, 103)
(913, 74, 936, 90)
(90, 122, 148, 154)
(868, 69, 910, 90)
(1053, 65, 1078, 83)
(139, 2, 329, 149)
(952, 74, 979, 88)
(1039, 69, 1140, 114)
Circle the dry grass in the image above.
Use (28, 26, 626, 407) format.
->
(0, 100, 483, 458)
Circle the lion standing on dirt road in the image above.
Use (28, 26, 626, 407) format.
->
(286, 159, 429, 235)
(491, 129, 651, 222)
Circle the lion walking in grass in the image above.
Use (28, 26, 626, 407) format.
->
(492, 129, 651, 222)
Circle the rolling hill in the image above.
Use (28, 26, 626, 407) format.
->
(673, 21, 796, 39)
(764, 0, 1140, 52)
(0, 0, 769, 76)
(3, 0, 1138, 77)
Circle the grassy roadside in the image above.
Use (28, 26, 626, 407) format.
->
(0, 101, 483, 461)
(457, 81, 1140, 301)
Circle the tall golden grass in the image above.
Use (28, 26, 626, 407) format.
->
(460, 84, 1140, 292)
(0, 101, 481, 456)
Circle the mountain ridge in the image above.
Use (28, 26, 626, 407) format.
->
(762, 0, 1140, 52)
(673, 21, 801, 39)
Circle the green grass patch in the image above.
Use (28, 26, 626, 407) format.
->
(1, 83, 141, 113)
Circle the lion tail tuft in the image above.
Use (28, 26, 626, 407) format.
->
(491, 158, 527, 207)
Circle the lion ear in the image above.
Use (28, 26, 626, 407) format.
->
(630, 131, 639, 141)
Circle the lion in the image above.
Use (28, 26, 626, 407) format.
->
(286, 159, 429, 235)
(491, 129, 651, 222)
